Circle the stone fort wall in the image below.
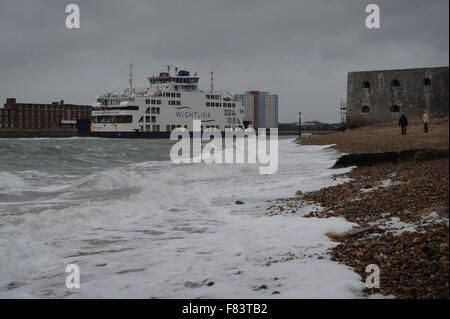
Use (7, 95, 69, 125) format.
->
(346, 67, 448, 126)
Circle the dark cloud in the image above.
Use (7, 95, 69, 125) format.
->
(0, 0, 448, 122)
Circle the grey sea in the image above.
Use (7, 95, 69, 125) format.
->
(0, 137, 363, 298)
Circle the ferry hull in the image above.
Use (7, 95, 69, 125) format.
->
(87, 131, 235, 138)
(89, 131, 173, 138)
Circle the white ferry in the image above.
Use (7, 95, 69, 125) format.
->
(86, 66, 246, 138)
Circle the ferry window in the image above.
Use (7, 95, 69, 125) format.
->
(145, 125, 151, 131)
(171, 93, 176, 97)
(206, 102, 210, 107)
(206, 95, 210, 99)
(177, 101, 181, 106)
(146, 107, 150, 114)
(171, 125, 176, 131)
(232, 103, 236, 108)
(177, 93, 181, 97)
(184, 125, 188, 129)
(153, 125, 160, 132)
(145, 116, 150, 122)
(423, 78, 431, 86)
(116, 115, 133, 123)
(362, 81, 370, 88)
(166, 125, 171, 132)
(151, 116, 156, 123)
(157, 100, 161, 105)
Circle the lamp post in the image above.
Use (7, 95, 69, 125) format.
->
(298, 112, 302, 139)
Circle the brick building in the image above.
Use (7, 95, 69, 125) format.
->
(346, 67, 449, 126)
(0, 98, 91, 129)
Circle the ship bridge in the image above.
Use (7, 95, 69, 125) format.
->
(147, 67, 199, 91)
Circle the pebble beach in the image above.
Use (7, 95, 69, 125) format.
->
(271, 116, 449, 299)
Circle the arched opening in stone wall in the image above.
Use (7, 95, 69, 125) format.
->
(361, 105, 370, 113)
(390, 105, 400, 113)
(423, 78, 431, 86)
(391, 79, 400, 87)
(362, 81, 370, 88)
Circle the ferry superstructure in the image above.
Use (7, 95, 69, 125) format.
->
(89, 66, 245, 138)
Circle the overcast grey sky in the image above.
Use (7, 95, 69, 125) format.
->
(0, 0, 448, 123)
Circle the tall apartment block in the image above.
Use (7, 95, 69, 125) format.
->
(234, 91, 278, 128)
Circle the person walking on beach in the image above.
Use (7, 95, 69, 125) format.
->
(423, 111, 430, 133)
(399, 114, 408, 135)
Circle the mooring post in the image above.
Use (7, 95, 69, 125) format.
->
(298, 112, 302, 139)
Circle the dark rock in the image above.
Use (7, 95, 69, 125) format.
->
(235, 200, 245, 205)
(398, 149, 421, 162)
(414, 149, 449, 162)
(334, 152, 398, 168)
(347, 226, 374, 237)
